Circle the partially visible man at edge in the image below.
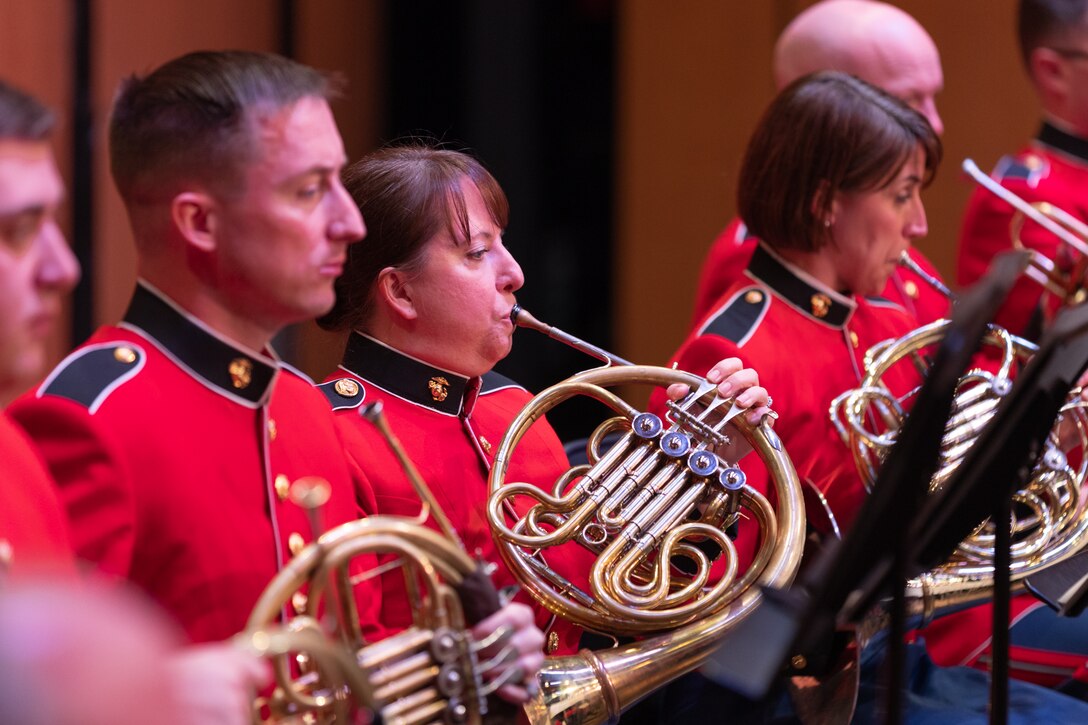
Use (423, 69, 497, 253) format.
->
(690, 0, 950, 330)
(7, 50, 545, 710)
(958, 0, 1088, 339)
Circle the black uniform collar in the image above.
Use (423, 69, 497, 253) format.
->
(120, 281, 277, 405)
(747, 243, 855, 328)
(340, 331, 474, 416)
(1037, 121, 1088, 165)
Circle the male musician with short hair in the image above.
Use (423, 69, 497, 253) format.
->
(0, 76, 274, 725)
(8, 50, 544, 705)
(690, 0, 951, 330)
(958, 0, 1088, 339)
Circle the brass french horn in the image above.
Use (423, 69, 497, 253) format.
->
(243, 406, 525, 725)
(830, 178, 1088, 618)
(487, 307, 806, 724)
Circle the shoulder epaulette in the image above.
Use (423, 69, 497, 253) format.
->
(992, 154, 1048, 188)
(698, 286, 771, 346)
(480, 370, 526, 395)
(37, 343, 146, 414)
(317, 378, 366, 411)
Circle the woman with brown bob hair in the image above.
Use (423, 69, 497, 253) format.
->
(316, 144, 770, 665)
(659, 70, 939, 535)
(659, 70, 1088, 723)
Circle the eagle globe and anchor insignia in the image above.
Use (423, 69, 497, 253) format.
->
(229, 357, 254, 389)
(428, 376, 450, 402)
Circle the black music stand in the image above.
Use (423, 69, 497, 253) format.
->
(702, 252, 1033, 723)
(907, 298, 1088, 721)
(1026, 548, 1088, 619)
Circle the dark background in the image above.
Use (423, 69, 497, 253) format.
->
(383, 0, 617, 443)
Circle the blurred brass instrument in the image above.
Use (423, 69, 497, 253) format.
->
(243, 405, 524, 724)
(830, 250, 1088, 620)
(488, 306, 806, 725)
(964, 158, 1088, 309)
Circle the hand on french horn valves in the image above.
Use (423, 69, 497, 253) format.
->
(471, 602, 545, 704)
(666, 356, 774, 426)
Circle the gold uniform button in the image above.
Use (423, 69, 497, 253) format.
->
(546, 631, 560, 654)
(268, 418, 277, 441)
(849, 331, 859, 348)
(744, 289, 763, 304)
(288, 532, 306, 556)
(0, 539, 12, 567)
(478, 435, 493, 455)
(334, 378, 360, 397)
(904, 280, 919, 299)
(114, 346, 137, 364)
(274, 474, 290, 502)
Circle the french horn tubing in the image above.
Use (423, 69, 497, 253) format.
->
(489, 307, 806, 725)
(830, 248, 1088, 623)
(963, 158, 1088, 307)
(243, 406, 525, 725)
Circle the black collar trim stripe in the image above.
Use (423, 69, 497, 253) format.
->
(341, 332, 469, 416)
(747, 244, 855, 328)
(1037, 122, 1088, 165)
(121, 282, 277, 406)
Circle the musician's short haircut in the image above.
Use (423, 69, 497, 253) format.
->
(1019, 0, 1088, 70)
(109, 50, 337, 203)
(0, 80, 54, 141)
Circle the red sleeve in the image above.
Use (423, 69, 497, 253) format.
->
(331, 417, 380, 516)
(0, 414, 77, 576)
(8, 394, 137, 580)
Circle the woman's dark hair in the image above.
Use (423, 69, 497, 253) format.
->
(737, 71, 942, 253)
(319, 145, 509, 332)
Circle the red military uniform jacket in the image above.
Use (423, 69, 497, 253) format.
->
(9, 282, 381, 644)
(958, 122, 1088, 338)
(692, 217, 950, 332)
(663, 243, 918, 533)
(0, 411, 75, 577)
(320, 332, 593, 655)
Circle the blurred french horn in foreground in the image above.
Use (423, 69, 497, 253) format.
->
(487, 307, 806, 725)
(243, 409, 524, 724)
(831, 245, 1088, 620)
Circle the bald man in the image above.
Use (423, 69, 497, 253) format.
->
(690, 0, 950, 330)
(773, 0, 944, 132)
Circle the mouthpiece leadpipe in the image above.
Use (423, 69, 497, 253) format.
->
(510, 304, 634, 367)
(962, 158, 1088, 257)
(898, 251, 956, 301)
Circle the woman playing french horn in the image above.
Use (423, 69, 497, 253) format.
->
(657, 70, 1088, 721)
(314, 145, 774, 712)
